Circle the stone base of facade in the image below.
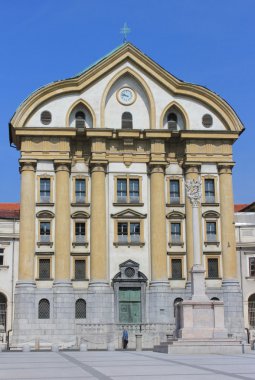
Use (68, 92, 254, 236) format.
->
(10, 280, 245, 349)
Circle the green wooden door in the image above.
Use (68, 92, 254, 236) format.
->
(119, 287, 141, 323)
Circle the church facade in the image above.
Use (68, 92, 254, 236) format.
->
(9, 43, 244, 348)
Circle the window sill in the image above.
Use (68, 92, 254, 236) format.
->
(0, 265, 9, 270)
(72, 242, 89, 248)
(71, 278, 89, 282)
(205, 277, 222, 280)
(168, 242, 184, 248)
(113, 241, 145, 248)
(71, 251, 90, 256)
(113, 202, 144, 207)
(37, 242, 53, 248)
(35, 251, 54, 256)
(201, 203, 219, 207)
(35, 278, 53, 281)
(245, 276, 255, 280)
(204, 241, 220, 247)
(168, 278, 185, 280)
(166, 203, 185, 207)
(71, 202, 90, 207)
(36, 202, 54, 207)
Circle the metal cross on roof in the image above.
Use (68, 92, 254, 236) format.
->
(120, 22, 131, 43)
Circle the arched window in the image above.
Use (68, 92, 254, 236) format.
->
(75, 299, 86, 319)
(211, 297, 220, 301)
(248, 294, 255, 327)
(38, 299, 50, 319)
(75, 111, 86, 129)
(122, 112, 133, 129)
(173, 297, 183, 317)
(167, 113, 177, 130)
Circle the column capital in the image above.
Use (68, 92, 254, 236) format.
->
(19, 160, 36, 173)
(148, 163, 166, 175)
(183, 163, 201, 175)
(54, 160, 71, 173)
(218, 164, 234, 175)
(90, 162, 107, 174)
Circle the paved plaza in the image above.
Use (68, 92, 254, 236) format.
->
(0, 351, 255, 380)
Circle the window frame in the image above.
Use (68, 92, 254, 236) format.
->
(203, 211, 220, 247)
(206, 256, 220, 279)
(37, 175, 54, 204)
(0, 248, 4, 266)
(166, 177, 183, 206)
(170, 257, 184, 280)
(72, 176, 89, 205)
(37, 257, 52, 281)
(202, 176, 219, 205)
(73, 259, 87, 281)
(249, 257, 255, 277)
(121, 112, 133, 129)
(75, 298, 86, 319)
(114, 219, 144, 247)
(38, 298, 50, 319)
(114, 176, 143, 205)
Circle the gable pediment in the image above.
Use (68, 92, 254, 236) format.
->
(111, 208, 147, 219)
(10, 43, 243, 134)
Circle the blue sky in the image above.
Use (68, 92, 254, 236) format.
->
(1, 0, 254, 203)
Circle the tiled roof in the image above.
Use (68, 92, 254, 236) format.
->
(0, 203, 20, 219)
(234, 203, 255, 212)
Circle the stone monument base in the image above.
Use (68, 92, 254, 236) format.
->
(177, 299, 228, 339)
(154, 338, 251, 354)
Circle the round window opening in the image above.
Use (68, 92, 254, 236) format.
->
(41, 111, 52, 125)
(125, 267, 135, 278)
(202, 114, 213, 128)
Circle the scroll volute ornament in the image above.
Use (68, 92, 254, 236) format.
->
(185, 177, 202, 207)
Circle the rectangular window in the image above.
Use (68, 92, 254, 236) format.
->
(75, 222, 85, 243)
(208, 258, 219, 278)
(40, 222, 50, 242)
(75, 260, 86, 280)
(117, 179, 127, 202)
(39, 259, 50, 279)
(171, 259, 182, 279)
(206, 222, 217, 242)
(205, 179, 215, 203)
(249, 257, 255, 277)
(171, 223, 181, 243)
(130, 223, 140, 243)
(170, 180, 180, 204)
(116, 178, 140, 203)
(118, 222, 128, 243)
(75, 179, 86, 203)
(0, 248, 4, 266)
(40, 178, 50, 203)
(129, 179, 139, 203)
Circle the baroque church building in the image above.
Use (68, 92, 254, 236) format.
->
(9, 43, 244, 348)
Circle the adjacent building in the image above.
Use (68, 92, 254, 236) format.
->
(235, 203, 255, 338)
(0, 204, 19, 342)
(9, 43, 244, 348)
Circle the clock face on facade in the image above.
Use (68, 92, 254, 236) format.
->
(117, 87, 136, 105)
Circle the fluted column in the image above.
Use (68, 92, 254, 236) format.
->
(55, 162, 71, 281)
(218, 165, 236, 280)
(150, 164, 167, 283)
(19, 161, 36, 281)
(90, 163, 107, 283)
(184, 165, 201, 279)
